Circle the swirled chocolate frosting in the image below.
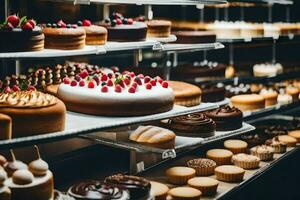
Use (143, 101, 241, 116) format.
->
(67, 180, 129, 200)
(0, 91, 56, 108)
(168, 113, 216, 136)
(205, 106, 243, 118)
(104, 174, 150, 199)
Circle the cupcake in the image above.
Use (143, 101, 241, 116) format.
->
(150, 181, 169, 200)
(278, 135, 297, 147)
(214, 165, 245, 182)
(288, 130, 300, 142)
(166, 167, 196, 185)
(206, 149, 233, 165)
(188, 177, 219, 196)
(265, 137, 287, 153)
(168, 187, 202, 200)
(224, 140, 248, 154)
(250, 145, 274, 161)
(232, 153, 260, 169)
(187, 158, 216, 176)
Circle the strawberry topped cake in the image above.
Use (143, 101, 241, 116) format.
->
(57, 71, 174, 116)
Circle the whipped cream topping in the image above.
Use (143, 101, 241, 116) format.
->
(0, 91, 57, 108)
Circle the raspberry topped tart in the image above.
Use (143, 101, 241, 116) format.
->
(57, 71, 174, 116)
(0, 15, 44, 52)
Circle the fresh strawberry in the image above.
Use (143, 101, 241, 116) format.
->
(116, 18, 123, 25)
(150, 79, 156, 86)
(144, 76, 151, 83)
(129, 72, 135, 78)
(3, 86, 11, 93)
(107, 79, 113, 87)
(79, 80, 85, 87)
(127, 18, 133, 25)
(88, 81, 95, 88)
(79, 70, 89, 79)
(27, 19, 36, 28)
(22, 22, 33, 31)
(93, 76, 100, 85)
(119, 80, 125, 88)
(137, 74, 144, 79)
(134, 77, 142, 85)
(7, 15, 19, 28)
(115, 85, 122, 93)
(70, 80, 77, 87)
(131, 82, 138, 89)
(63, 77, 71, 84)
(156, 76, 163, 84)
(101, 74, 108, 81)
(82, 19, 91, 26)
(12, 85, 20, 92)
(162, 81, 168, 88)
(27, 85, 36, 91)
(57, 20, 66, 28)
(123, 77, 130, 85)
(128, 87, 135, 93)
(145, 83, 152, 90)
(101, 85, 108, 93)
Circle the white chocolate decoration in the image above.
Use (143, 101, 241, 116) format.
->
(12, 169, 34, 185)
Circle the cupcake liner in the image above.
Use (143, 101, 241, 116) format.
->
(232, 159, 260, 170)
(215, 171, 245, 182)
(271, 145, 287, 153)
(227, 147, 247, 154)
(193, 166, 215, 176)
(251, 151, 274, 161)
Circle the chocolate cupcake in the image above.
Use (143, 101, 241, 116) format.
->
(167, 113, 216, 138)
(104, 174, 150, 199)
(200, 85, 225, 103)
(67, 180, 130, 200)
(204, 106, 243, 131)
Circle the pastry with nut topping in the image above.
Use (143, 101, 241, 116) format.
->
(232, 153, 260, 169)
(187, 158, 216, 176)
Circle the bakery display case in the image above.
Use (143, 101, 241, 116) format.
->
(0, 0, 300, 199)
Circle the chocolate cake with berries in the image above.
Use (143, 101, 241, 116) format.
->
(77, 19, 107, 45)
(97, 13, 147, 42)
(57, 71, 174, 116)
(42, 20, 86, 50)
(204, 106, 243, 131)
(0, 15, 44, 52)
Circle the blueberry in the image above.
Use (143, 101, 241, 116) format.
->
(123, 18, 128, 24)
(66, 24, 72, 28)
(101, 82, 107, 86)
(46, 23, 52, 27)
(111, 19, 117, 27)
(77, 21, 83, 26)
(52, 23, 57, 28)
(57, 23, 62, 28)
(104, 18, 110, 23)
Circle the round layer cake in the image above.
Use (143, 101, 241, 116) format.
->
(200, 85, 225, 103)
(231, 94, 265, 112)
(0, 90, 66, 138)
(147, 20, 171, 38)
(167, 81, 202, 107)
(43, 27, 86, 50)
(0, 27, 44, 52)
(204, 106, 243, 131)
(57, 71, 174, 116)
(0, 114, 12, 140)
(82, 25, 107, 45)
(166, 113, 216, 137)
(172, 31, 216, 44)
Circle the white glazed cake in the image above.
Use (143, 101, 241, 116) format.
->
(253, 63, 283, 77)
(57, 71, 174, 116)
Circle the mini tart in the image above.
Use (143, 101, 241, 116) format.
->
(187, 158, 216, 176)
(250, 145, 274, 161)
(206, 149, 233, 165)
(165, 167, 196, 185)
(265, 137, 287, 153)
(259, 89, 278, 106)
(168, 187, 201, 200)
(231, 94, 265, 112)
(147, 20, 172, 38)
(278, 135, 297, 147)
(232, 153, 260, 169)
(81, 25, 107, 45)
(187, 177, 219, 196)
(214, 165, 245, 183)
(288, 130, 300, 142)
(150, 181, 169, 200)
(224, 140, 248, 154)
(167, 81, 202, 107)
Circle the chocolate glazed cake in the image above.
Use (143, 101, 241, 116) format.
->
(172, 31, 216, 44)
(67, 181, 129, 200)
(104, 174, 151, 200)
(200, 85, 225, 103)
(0, 28, 44, 52)
(167, 113, 216, 137)
(204, 106, 243, 131)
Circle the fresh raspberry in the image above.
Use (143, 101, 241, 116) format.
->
(63, 77, 71, 84)
(57, 20, 67, 28)
(131, 82, 138, 89)
(12, 85, 20, 92)
(22, 22, 33, 31)
(129, 72, 135, 78)
(79, 70, 88, 79)
(162, 81, 168, 88)
(101, 85, 108, 93)
(150, 79, 156, 86)
(88, 81, 95, 88)
(144, 76, 151, 83)
(123, 78, 130, 85)
(107, 79, 113, 87)
(145, 83, 152, 90)
(27, 19, 36, 28)
(93, 76, 100, 85)
(137, 74, 144, 79)
(27, 85, 36, 91)
(108, 73, 113, 79)
(79, 80, 85, 87)
(70, 80, 77, 87)
(155, 76, 163, 84)
(115, 85, 122, 93)
(7, 15, 19, 28)
(134, 77, 142, 85)
(127, 18, 133, 25)
(116, 18, 123, 25)
(75, 75, 81, 82)
(101, 74, 108, 81)
(3, 86, 11, 93)
(128, 87, 136, 93)
(82, 19, 91, 26)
